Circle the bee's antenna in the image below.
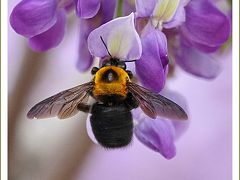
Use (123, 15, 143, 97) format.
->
(100, 36, 112, 57)
(124, 60, 137, 63)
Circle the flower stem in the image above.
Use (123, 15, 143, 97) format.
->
(115, 0, 123, 17)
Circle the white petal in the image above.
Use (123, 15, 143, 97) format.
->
(152, 0, 180, 22)
(88, 13, 142, 60)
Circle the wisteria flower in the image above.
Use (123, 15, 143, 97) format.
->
(134, 0, 185, 92)
(76, 0, 117, 71)
(88, 13, 142, 61)
(174, 0, 231, 78)
(135, 0, 230, 81)
(133, 88, 188, 159)
(10, 0, 75, 51)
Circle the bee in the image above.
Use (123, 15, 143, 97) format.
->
(27, 38, 188, 148)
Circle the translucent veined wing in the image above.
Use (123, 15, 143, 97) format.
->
(128, 82, 188, 120)
(27, 82, 94, 119)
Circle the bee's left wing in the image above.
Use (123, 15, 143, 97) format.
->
(128, 82, 188, 120)
(27, 82, 94, 119)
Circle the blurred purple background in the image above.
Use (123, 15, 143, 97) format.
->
(8, 0, 232, 179)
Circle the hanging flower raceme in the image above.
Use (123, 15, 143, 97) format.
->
(10, 0, 75, 51)
(135, 0, 230, 80)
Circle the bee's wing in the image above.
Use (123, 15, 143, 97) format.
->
(128, 82, 188, 120)
(27, 82, 94, 119)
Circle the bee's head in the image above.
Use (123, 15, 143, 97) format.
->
(91, 58, 134, 79)
(91, 58, 126, 73)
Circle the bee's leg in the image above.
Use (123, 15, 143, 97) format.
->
(77, 103, 91, 113)
(124, 93, 139, 110)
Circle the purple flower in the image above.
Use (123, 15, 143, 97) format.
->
(181, 0, 230, 53)
(75, 0, 101, 19)
(10, 0, 230, 80)
(77, 0, 117, 71)
(135, 24, 169, 92)
(135, 0, 184, 92)
(168, 0, 231, 79)
(10, 0, 74, 52)
(135, 0, 230, 80)
(133, 89, 189, 159)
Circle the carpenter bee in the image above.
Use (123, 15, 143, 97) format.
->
(27, 39, 188, 148)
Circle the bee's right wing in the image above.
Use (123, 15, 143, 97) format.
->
(128, 82, 188, 120)
(27, 82, 94, 119)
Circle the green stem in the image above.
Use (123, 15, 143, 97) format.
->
(116, 0, 123, 17)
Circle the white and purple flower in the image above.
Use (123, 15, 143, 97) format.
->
(88, 13, 142, 61)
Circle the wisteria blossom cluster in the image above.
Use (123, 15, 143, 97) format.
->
(10, 0, 231, 159)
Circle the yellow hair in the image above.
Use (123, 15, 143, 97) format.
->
(93, 66, 130, 97)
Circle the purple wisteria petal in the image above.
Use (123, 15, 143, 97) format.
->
(134, 117, 176, 159)
(175, 39, 221, 79)
(88, 13, 142, 60)
(10, 0, 58, 38)
(98, 0, 117, 24)
(180, 0, 230, 52)
(76, 0, 117, 71)
(76, 0, 101, 18)
(77, 19, 95, 71)
(133, 87, 189, 158)
(135, 0, 157, 17)
(28, 11, 66, 52)
(136, 25, 168, 92)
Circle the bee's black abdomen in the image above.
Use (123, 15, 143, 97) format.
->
(90, 103, 133, 148)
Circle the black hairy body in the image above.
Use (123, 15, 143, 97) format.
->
(90, 102, 133, 148)
(78, 93, 138, 148)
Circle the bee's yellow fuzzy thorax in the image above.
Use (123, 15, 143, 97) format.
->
(93, 66, 130, 97)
